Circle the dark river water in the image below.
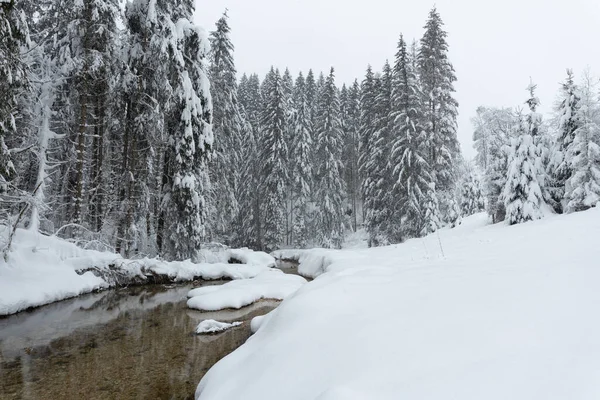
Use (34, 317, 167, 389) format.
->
(0, 282, 280, 400)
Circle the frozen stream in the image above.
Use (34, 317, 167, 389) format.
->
(0, 282, 280, 399)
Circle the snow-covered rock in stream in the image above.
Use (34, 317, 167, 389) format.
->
(195, 320, 242, 334)
(187, 270, 307, 311)
(196, 209, 600, 400)
(0, 227, 276, 316)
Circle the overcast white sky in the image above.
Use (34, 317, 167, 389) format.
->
(194, 0, 600, 159)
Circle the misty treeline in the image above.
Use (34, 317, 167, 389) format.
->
(473, 70, 600, 225)
(1, 0, 479, 260)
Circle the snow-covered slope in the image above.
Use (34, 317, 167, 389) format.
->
(197, 209, 600, 400)
(0, 228, 275, 316)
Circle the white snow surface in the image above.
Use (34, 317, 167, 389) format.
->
(0, 228, 275, 316)
(187, 270, 307, 311)
(195, 319, 242, 334)
(227, 248, 276, 267)
(197, 209, 600, 400)
(250, 312, 272, 334)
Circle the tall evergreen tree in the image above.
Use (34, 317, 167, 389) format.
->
(209, 11, 243, 241)
(503, 83, 545, 225)
(314, 68, 346, 248)
(341, 80, 361, 231)
(418, 7, 461, 224)
(547, 70, 581, 213)
(364, 62, 394, 245)
(358, 66, 378, 228)
(564, 72, 600, 212)
(281, 67, 295, 245)
(239, 73, 262, 127)
(161, 12, 213, 261)
(290, 72, 314, 247)
(234, 73, 262, 248)
(390, 35, 439, 239)
(305, 69, 317, 122)
(259, 68, 288, 251)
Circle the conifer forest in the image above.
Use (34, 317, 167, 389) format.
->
(1, 0, 599, 262)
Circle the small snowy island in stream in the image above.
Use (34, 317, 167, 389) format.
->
(187, 270, 306, 311)
(195, 320, 243, 334)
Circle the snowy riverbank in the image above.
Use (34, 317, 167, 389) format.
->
(197, 209, 600, 400)
(0, 228, 276, 316)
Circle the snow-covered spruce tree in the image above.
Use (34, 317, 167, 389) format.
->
(458, 164, 485, 217)
(232, 113, 258, 248)
(503, 83, 545, 225)
(161, 16, 213, 261)
(315, 72, 326, 96)
(390, 35, 440, 240)
(233, 73, 262, 249)
(340, 84, 349, 203)
(340, 79, 361, 231)
(363, 61, 394, 245)
(282, 68, 294, 99)
(208, 11, 243, 241)
(564, 72, 600, 212)
(418, 7, 461, 226)
(118, 0, 194, 256)
(238, 73, 250, 110)
(258, 68, 288, 251)
(0, 0, 28, 197)
(305, 69, 318, 122)
(314, 68, 346, 248)
(547, 70, 581, 213)
(358, 66, 378, 229)
(471, 106, 515, 222)
(290, 72, 314, 247)
(281, 67, 295, 245)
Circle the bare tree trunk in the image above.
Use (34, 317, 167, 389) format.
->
(89, 94, 105, 232)
(124, 130, 138, 255)
(73, 95, 87, 225)
(157, 150, 170, 254)
(96, 97, 105, 232)
(116, 98, 131, 254)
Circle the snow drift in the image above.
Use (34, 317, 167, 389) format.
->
(0, 228, 276, 316)
(196, 209, 600, 400)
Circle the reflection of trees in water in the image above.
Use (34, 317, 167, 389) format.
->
(0, 287, 277, 400)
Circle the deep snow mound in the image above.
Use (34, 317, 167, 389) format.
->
(197, 209, 600, 400)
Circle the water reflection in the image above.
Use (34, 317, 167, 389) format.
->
(0, 284, 277, 400)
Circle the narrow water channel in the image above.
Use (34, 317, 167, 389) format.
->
(0, 282, 279, 399)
